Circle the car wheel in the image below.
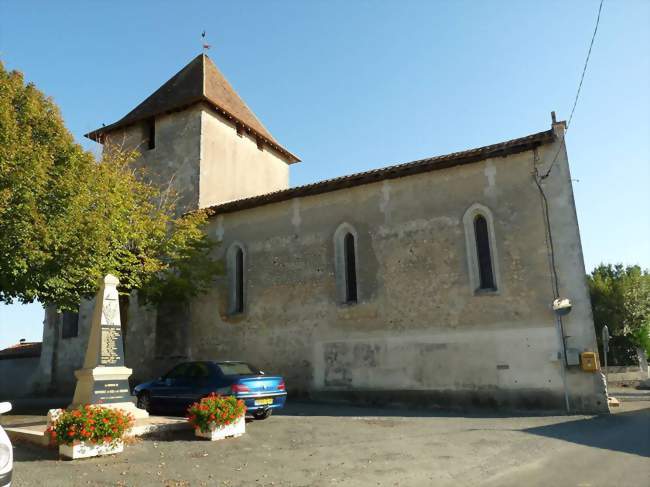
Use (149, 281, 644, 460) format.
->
(253, 409, 272, 420)
(137, 391, 151, 413)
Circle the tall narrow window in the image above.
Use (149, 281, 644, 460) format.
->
(334, 223, 360, 305)
(474, 215, 495, 290)
(146, 118, 155, 150)
(61, 310, 79, 339)
(234, 247, 244, 313)
(344, 232, 358, 303)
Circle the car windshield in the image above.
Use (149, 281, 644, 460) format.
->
(217, 362, 258, 376)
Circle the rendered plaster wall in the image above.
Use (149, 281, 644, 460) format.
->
(141, 132, 606, 413)
(199, 106, 290, 208)
(103, 105, 290, 212)
(103, 107, 203, 213)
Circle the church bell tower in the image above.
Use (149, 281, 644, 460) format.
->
(86, 54, 300, 213)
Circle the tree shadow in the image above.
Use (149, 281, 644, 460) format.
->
(523, 406, 650, 458)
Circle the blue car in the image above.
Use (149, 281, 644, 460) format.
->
(134, 361, 286, 420)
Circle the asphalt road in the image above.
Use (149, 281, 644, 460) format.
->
(6, 400, 650, 487)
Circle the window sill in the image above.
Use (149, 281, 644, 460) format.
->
(473, 288, 499, 296)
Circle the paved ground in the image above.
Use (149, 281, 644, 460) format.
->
(3, 400, 649, 487)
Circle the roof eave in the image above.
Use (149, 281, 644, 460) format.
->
(84, 96, 300, 163)
(203, 127, 558, 217)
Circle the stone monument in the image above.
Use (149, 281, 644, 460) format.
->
(70, 274, 148, 419)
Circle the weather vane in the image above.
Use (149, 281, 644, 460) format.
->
(201, 30, 211, 53)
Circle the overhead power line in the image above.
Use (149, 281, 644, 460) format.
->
(541, 0, 605, 180)
(567, 0, 605, 130)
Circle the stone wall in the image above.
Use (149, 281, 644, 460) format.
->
(104, 107, 203, 214)
(103, 103, 291, 214)
(36, 300, 94, 396)
(0, 356, 41, 399)
(606, 366, 650, 383)
(127, 129, 607, 413)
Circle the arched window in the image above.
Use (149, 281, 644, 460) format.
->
(474, 215, 495, 290)
(463, 203, 500, 293)
(344, 233, 358, 303)
(228, 243, 246, 314)
(334, 223, 359, 304)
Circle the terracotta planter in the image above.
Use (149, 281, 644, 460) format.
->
(194, 416, 245, 441)
(59, 439, 124, 459)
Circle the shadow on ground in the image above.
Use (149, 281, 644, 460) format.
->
(11, 441, 59, 463)
(1, 396, 70, 417)
(274, 400, 564, 419)
(524, 405, 650, 458)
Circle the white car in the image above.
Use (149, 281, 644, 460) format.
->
(0, 402, 12, 487)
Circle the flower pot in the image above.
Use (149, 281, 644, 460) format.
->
(194, 416, 245, 441)
(59, 439, 124, 459)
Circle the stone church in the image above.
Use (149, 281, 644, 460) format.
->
(35, 54, 607, 412)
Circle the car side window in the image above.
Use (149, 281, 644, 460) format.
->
(187, 362, 211, 380)
(164, 363, 189, 380)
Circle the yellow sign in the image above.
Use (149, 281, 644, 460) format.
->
(580, 352, 599, 372)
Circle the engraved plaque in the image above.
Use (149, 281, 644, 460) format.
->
(98, 297, 125, 366)
(90, 379, 131, 404)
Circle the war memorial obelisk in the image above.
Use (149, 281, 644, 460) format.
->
(70, 274, 148, 419)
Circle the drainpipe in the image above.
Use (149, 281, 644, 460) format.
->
(555, 314, 571, 413)
(533, 130, 571, 414)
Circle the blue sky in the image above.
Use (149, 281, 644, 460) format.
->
(0, 0, 648, 348)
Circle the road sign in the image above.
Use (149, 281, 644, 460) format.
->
(602, 325, 610, 353)
(602, 325, 610, 383)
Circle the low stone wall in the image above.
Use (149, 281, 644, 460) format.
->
(605, 365, 650, 383)
(0, 356, 41, 399)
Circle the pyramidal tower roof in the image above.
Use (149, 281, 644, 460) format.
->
(86, 54, 299, 162)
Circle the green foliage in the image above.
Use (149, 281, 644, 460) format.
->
(0, 61, 221, 310)
(588, 263, 650, 364)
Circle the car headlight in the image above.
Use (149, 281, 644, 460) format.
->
(0, 443, 11, 470)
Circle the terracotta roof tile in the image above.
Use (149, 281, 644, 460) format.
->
(0, 341, 42, 360)
(86, 54, 299, 163)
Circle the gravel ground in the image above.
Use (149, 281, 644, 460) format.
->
(6, 400, 650, 487)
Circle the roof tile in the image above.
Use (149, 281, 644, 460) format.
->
(205, 127, 556, 217)
(86, 54, 298, 162)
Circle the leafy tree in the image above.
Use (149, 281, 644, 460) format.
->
(588, 264, 650, 365)
(0, 61, 221, 312)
